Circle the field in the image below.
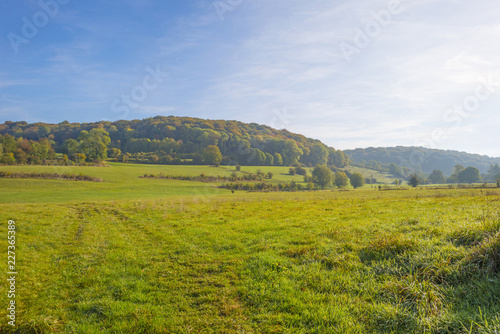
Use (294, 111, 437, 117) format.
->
(0, 163, 310, 204)
(1, 164, 500, 333)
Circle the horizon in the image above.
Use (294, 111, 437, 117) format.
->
(2, 115, 499, 159)
(2, 1, 500, 156)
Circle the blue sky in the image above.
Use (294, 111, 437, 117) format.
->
(1, 0, 500, 156)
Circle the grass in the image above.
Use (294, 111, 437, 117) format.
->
(0, 163, 315, 204)
(346, 165, 397, 185)
(0, 176, 500, 332)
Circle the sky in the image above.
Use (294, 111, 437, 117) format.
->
(1, 0, 500, 157)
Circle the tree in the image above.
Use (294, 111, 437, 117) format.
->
(1, 153, 16, 165)
(409, 173, 420, 187)
(78, 128, 111, 162)
(267, 172, 273, 179)
(108, 148, 122, 159)
(62, 139, 80, 161)
(312, 164, 333, 189)
(350, 173, 365, 189)
(265, 153, 274, 166)
(309, 144, 329, 166)
(487, 164, 500, 182)
(203, 145, 222, 166)
(458, 167, 481, 184)
(334, 172, 349, 188)
(428, 169, 446, 184)
(31, 138, 55, 163)
(295, 166, 307, 176)
(448, 164, 465, 183)
(273, 153, 283, 166)
(389, 163, 404, 177)
(281, 141, 303, 166)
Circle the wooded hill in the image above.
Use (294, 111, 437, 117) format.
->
(345, 146, 500, 175)
(0, 116, 349, 167)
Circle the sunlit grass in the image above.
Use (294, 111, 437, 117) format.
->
(0, 187, 499, 332)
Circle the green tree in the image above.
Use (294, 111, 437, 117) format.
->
(265, 153, 274, 166)
(409, 173, 420, 187)
(389, 163, 404, 177)
(2, 153, 16, 165)
(281, 141, 303, 166)
(31, 138, 55, 163)
(78, 128, 111, 162)
(350, 172, 365, 189)
(273, 153, 283, 166)
(203, 145, 222, 166)
(309, 144, 329, 166)
(487, 164, 500, 182)
(334, 172, 349, 188)
(108, 148, 122, 159)
(428, 169, 446, 184)
(62, 139, 80, 161)
(458, 167, 481, 183)
(448, 164, 465, 183)
(312, 165, 333, 189)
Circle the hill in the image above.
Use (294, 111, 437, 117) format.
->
(345, 146, 500, 176)
(0, 116, 349, 167)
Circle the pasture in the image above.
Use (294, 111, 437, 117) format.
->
(0, 164, 499, 333)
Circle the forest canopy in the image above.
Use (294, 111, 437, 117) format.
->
(0, 116, 350, 167)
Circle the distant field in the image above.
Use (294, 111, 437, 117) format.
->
(0, 163, 309, 204)
(346, 165, 398, 185)
(1, 188, 500, 333)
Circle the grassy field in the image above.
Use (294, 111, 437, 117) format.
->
(346, 165, 398, 185)
(1, 164, 500, 333)
(0, 163, 308, 204)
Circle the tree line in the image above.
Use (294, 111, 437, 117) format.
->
(408, 164, 500, 187)
(0, 117, 350, 168)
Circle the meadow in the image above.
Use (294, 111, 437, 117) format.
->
(0, 164, 499, 333)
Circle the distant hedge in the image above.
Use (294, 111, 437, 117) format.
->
(0, 171, 102, 182)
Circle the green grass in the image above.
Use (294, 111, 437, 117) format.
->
(1, 183, 500, 333)
(346, 165, 398, 185)
(0, 163, 316, 204)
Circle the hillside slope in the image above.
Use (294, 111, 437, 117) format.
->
(345, 146, 500, 175)
(0, 116, 349, 167)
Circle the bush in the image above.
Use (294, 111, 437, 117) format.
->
(295, 166, 307, 176)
